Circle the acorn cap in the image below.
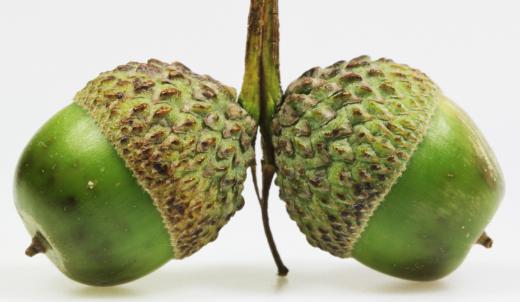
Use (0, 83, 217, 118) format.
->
(272, 56, 440, 257)
(74, 59, 256, 258)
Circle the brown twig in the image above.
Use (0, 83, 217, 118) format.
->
(240, 0, 288, 276)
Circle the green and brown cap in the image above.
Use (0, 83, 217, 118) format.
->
(272, 56, 441, 257)
(74, 59, 256, 258)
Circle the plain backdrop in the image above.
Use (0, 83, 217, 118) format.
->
(1, 0, 519, 301)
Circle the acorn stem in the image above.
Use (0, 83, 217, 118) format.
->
(240, 0, 288, 276)
(258, 0, 288, 277)
(261, 163, 289, 276)
(250, 163, 261, 202)
(25, 232, 47, 257)
(239, 0, 264, 122)
(477, 232, 493, 248)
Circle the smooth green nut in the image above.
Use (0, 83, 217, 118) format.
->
(272, 56, 504, 281)
(14, 59, 256, 286)
(15, 104, 173, 285)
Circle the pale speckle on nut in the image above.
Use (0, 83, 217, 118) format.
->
(87, 181, 95, 190)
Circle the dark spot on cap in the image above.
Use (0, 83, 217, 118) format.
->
(120, 136, 129, 144)
(153, 163, 169, 175)
(174, 204, 186, 215)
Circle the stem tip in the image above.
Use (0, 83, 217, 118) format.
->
(25, 233, 47, 257)
(477, 232, 493, 249)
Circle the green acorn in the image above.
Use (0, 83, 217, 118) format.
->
(15, 59, 256, 286)
(272, 56, 504, 280)
(13, 0, 506, 285)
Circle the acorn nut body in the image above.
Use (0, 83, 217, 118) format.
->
(272, 56, 504, 281)
(14, 59, 256, 286)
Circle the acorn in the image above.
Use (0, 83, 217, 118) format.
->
(14, 59, 256, 286)
(271, 56, 504, 280)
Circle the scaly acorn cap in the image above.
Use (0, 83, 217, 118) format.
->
(272, 56, 440, 257)
(74, 59, 256, 258)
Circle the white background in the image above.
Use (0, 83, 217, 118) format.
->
(1, 0, 519, 301)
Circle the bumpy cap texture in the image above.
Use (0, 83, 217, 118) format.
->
(74, 59, 256, 258)
(272, 56, 441, 257)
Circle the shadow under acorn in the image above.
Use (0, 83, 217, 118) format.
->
(67, 262, 449, 298)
